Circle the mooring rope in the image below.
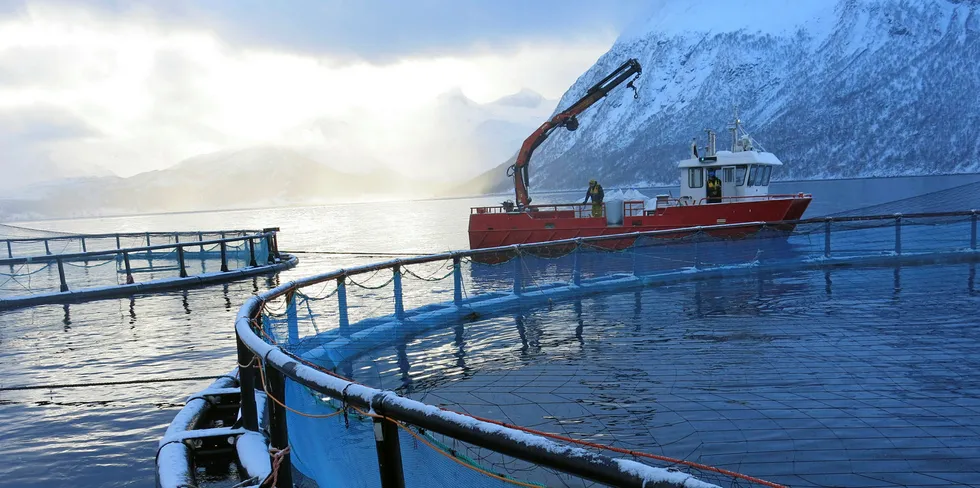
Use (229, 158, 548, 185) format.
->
(0, 374, 232, 391)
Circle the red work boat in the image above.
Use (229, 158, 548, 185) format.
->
(467, 59, 810, 251)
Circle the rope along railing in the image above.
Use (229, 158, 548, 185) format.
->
(226, 211, 980, 488)
(0, 228, 293, 308)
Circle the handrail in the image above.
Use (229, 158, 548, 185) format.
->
(0, 229, 262, 244)
(0, 232, 275, 266)
(231, 208, 980, 488)
(236, 292, 700, 487)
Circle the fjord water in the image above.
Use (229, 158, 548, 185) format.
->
(1, 174, 978, 488)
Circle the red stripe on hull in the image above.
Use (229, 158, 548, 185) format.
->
(468, 198, 811, 250)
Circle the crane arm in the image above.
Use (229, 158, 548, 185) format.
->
(508, 58, 641, 209)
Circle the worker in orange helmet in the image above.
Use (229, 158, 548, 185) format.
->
(584, 179, 604, 218)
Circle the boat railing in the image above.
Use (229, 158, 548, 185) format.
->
(471, 202, 605, 219)
(696, 193, 812, 205)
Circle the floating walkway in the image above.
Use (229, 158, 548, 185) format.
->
(0, 228, 297, 310)
(158, 210, 980, 488)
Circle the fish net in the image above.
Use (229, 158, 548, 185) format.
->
(258, 209, 980, 488)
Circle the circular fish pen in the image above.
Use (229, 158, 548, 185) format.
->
(222, 211, 979, 488)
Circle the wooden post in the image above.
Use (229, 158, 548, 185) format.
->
(373, 416, 406, 488)
(337, 277, 349, 331)
(220, 241, 229, 272)
(236, 333, 259, 432)
(393, 265, 405, 320)
(177, 245, 187, 278)
(512, 246, 522, 295)
(972, 211, 977, 250)
(894, 214, 902, 255)
(824, 219, 832, 258)
(123, 252, 134, 284)
(453, 256, 463, 306)
(266, 365, 294, 488)
(57, 258, 68, 292)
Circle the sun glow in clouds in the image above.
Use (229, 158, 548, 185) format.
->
(0, 3, 615, 183)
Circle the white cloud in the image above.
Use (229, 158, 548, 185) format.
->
(0, 3, 615, 185)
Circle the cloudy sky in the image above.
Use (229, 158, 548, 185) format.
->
(0, 0, 650, 188)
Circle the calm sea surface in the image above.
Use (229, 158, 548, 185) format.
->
(1, 174, 979, 487)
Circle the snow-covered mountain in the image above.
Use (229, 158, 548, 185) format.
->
(473, 0, 980, 193)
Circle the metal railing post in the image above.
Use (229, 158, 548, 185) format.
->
(512, 246, 522, 295)
(6, 240, 11, 259)
(572, 240, 582, 286)
(220, 241, 229, 272)
(198, 232, 205, 253)
(894, 214, 902, 255)
(177, 245, 187, 278)
(266, 365, 293, 488)
(145, 232, 151, 247)
(286, 291, 299, 344)
(453, 255, 463, 306)
(123, 252, 134, 284)
(115, 235, 121, 250)
(80, 237, 87, 253)
(248, 238, 258, 267)
(972, 211, 977, 250)
(693, 227, 702, 269)
(235, 333, 259, 431)
(44, 239, 51, 255)
(373, 416, 406, 488)
(57, 258, 69, 292)
(338, 277, 349, 331)
(824, 218, 832, 258)
(393, 265, 405, 320)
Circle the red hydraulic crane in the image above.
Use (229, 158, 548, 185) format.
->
(507, 58, 642, 209)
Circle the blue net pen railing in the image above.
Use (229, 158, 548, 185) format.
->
(230, 210, 980, 488)
(0, 228, 290, 308)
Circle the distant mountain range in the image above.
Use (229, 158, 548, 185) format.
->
(0, 89, 556, 221)
(460, 0, 980, 196)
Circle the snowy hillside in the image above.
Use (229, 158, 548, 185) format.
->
(509, 0, 980, 191)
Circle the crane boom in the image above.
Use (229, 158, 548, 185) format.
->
(508, 58, 641, 209)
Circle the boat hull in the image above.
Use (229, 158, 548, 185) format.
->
(468, 197, 811, 251)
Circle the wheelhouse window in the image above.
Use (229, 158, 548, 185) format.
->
(688, 168, 704, 188)
(723, 167, 734, 183)
(761, 166, 772, 186)
(747, 165, 772, 187)
(735, 165, 747, 186)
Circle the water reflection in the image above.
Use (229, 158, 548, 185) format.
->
(62, 304, 71, 330)
(969, 263, 975, 294)
(181, 290, 191, 315)
(128, 297, 136, 325)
